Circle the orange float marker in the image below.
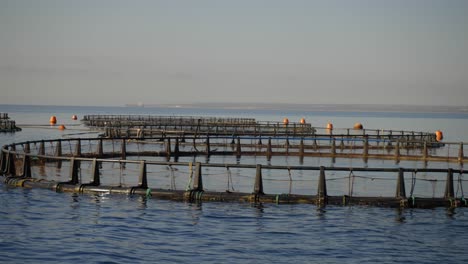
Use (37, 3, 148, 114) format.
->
(300, 118, 306, 124)
(49, 116, 57, 125)
(326, 123, 333, 130)
(58, 125, 66, 130)
(435, 130, 443, 141)
(353, 122, 363, 130)
(283, 118, 289, 125)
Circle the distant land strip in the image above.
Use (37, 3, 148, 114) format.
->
(125, 103, 468, 114)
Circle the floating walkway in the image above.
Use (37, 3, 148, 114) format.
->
(0, 113, 21, 132)
(82, 115, 439, 143)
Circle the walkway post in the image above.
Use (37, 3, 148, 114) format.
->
(253, 164, 264, 195)
(138, 160, 148, 189)
(193, 162, 203, 192)
(396, 168, 406, 198)
(21, 155, 31, 178)
(317, 166, 327, 204)
(444, 168, 454, 199)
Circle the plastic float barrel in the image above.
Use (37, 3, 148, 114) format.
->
(326, 123, 333, 135)
(353, 122, 363, 130)
(49, 116, 57, 125)
(435, 130, 443, 142)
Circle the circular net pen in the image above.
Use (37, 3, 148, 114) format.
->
(1, 137, 467, 209)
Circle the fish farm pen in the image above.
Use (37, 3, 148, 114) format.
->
(0, 113, 21, 132)
(1, 115, 467, 208)
(82, 114, 439, 141)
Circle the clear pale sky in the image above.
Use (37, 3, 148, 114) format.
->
(1, 0, 468, 107)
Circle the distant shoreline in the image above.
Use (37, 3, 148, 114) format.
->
(2, 103, 467, 114)
(125, 103, 468, 114)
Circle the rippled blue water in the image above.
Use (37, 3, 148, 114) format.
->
(1, 104, 468, 263)
(1, 187, 468, 264)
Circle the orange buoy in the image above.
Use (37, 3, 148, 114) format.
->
(72, 115, 78, 120)
(58, 125, 66, 130)
(49, 116, 57, 125)
(283, 118, 289, 125)
(300, 118, 306, 124)
(435, 130, 443, 142)
(326, 123, 333, 130)
(353, 122, 363, 130)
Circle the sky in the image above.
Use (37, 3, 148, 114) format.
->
(1, 0, 468, 107)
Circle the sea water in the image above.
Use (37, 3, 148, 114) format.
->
(1, 104, 468, 264)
